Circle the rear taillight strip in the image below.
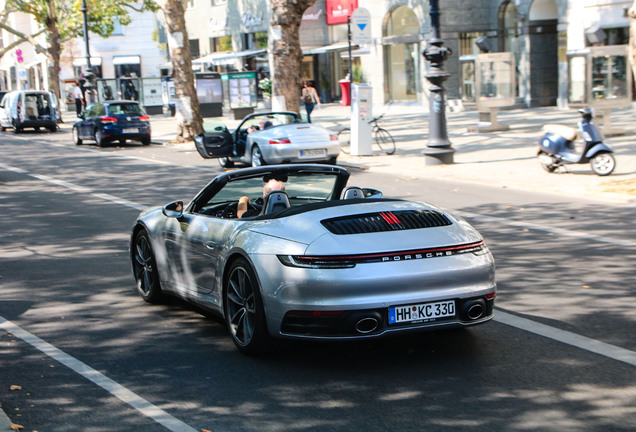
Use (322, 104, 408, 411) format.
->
(278, 241, 487, 268)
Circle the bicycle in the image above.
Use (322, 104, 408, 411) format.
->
(338, 114, 396, 155)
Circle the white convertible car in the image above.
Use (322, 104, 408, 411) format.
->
(130, 165, 496, 354)
(194, 111, 341, 167)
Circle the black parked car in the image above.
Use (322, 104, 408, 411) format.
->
(73, 100, 151, 147)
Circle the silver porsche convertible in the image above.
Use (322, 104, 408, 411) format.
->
(194, 111, 340, 167)
(130, 165, 496, 354)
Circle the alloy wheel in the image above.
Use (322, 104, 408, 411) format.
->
(226, 266, 257, 347)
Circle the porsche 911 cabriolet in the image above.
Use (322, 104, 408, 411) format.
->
(194, 111, 340, 167)
(130, 164, 496, 354)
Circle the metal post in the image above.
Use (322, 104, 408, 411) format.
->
(422, 0, 455, 164)
(81, 0, 95, 104)
(347, 16, 352, 108)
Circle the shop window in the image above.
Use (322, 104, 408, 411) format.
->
(382, 6, 420, 102)
(498, 1, 520, 97)
(210, 36, 232, 53)
(189, 39, 200, 59)
(115, 64, 141, 79)
(459, 32, 484, 57)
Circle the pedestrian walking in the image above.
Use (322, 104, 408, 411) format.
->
(301, 80, 320, 123)
(73, 82, 84, 116)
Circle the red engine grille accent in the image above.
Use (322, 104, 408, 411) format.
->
(321, 209, 452, 235)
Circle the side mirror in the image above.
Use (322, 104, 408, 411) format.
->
(362, 188, 383, 199)
(162, 201, 184, 218)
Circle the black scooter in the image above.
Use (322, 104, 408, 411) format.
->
(538, 109, 616, 176)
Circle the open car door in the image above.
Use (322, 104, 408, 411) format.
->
(194, 131, 234, 159)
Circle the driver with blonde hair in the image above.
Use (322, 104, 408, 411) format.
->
(237, 178, 285, 218)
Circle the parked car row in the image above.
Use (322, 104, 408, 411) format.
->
(1, 93, 340, 165)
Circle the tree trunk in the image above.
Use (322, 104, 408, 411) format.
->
(46, 0, 61, 104)
(629, 2, 636, 87)
(157, 0, 203, 141)
(269, 0, 316, 114)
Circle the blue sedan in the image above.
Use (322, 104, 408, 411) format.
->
(73, 100, 151, 147)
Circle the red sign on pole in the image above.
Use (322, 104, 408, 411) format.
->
(325, 0, 358, 25)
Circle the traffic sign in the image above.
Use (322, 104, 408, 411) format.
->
(351, 8, 371, 45)
(16, 48, 24, 64)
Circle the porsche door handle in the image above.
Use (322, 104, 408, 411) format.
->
(204, 241, 218, 250)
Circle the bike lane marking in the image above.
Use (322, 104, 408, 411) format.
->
(494, 311, 636, 367)
(0, 316, 199, 432)
(456, 210, 636, 248)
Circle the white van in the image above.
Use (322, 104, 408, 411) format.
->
(0, 90, 59, 133)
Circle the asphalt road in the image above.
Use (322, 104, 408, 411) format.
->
(1, 129, 635, 432)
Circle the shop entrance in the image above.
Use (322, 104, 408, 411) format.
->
(382, 6, 420, 103)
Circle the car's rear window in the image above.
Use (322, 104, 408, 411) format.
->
(107, 103, 143, 116)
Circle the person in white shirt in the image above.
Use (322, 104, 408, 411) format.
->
(72, 82, 84, 116)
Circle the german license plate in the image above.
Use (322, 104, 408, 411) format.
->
(124, 128, 138, 133)
(299, 149, 326, 158)
(389, 300, 455, 324)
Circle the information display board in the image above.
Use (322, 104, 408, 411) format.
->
(224, 72, 257, 109)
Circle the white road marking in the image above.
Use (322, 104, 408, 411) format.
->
(494, 310, 636, 367)
(457, 210, 636, 247)
(0, 316, 199, 432)
(0, 162, 146, 211)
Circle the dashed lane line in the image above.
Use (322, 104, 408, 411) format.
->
(0, 316, 199, 432)
(0, 162, 146, 211)
(494, 311, 636, 367)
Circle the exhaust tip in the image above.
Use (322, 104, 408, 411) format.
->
(355, 317, 379, 334)
(463, 299, 486, 321)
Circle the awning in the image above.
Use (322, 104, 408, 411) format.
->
(340, 47, 370, 58)
(113, 55, 141, 65)
(22, 58, 46, 69)
(192, 49, 267, 66)
(303, 42, 352, 55)
(73, 57, 103, 67)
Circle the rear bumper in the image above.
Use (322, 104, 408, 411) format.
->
(280, 296, 495, 339)
(260, 142, 340, 163)
(16, 119, 57, 129)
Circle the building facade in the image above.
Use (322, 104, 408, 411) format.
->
(2, 0, 632, 113)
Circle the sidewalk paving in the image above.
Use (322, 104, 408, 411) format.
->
(61, 102, 636, 204)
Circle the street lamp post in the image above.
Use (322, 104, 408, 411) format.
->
(422, 0, 454, 164)
(81, 0, 96, 104)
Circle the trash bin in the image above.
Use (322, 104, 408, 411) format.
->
(339, 80, 351, 106)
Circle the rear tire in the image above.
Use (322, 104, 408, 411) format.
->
(141, 136, 151, 146)
(375, 128, 396, 155)
(72, 126, 82, 145)
(95, 129, 105, 147)
(224, 258, 270, 355)
(48, 126, 57, 133)
(590, 152, 615, 176)
(251, 146, 265, 167)
(538, 152, 557, 173)
(338, 128, 351, 154)
(219, 157, 235, 168)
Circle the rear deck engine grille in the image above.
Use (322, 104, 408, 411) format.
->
(321, 210, 452, 235)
